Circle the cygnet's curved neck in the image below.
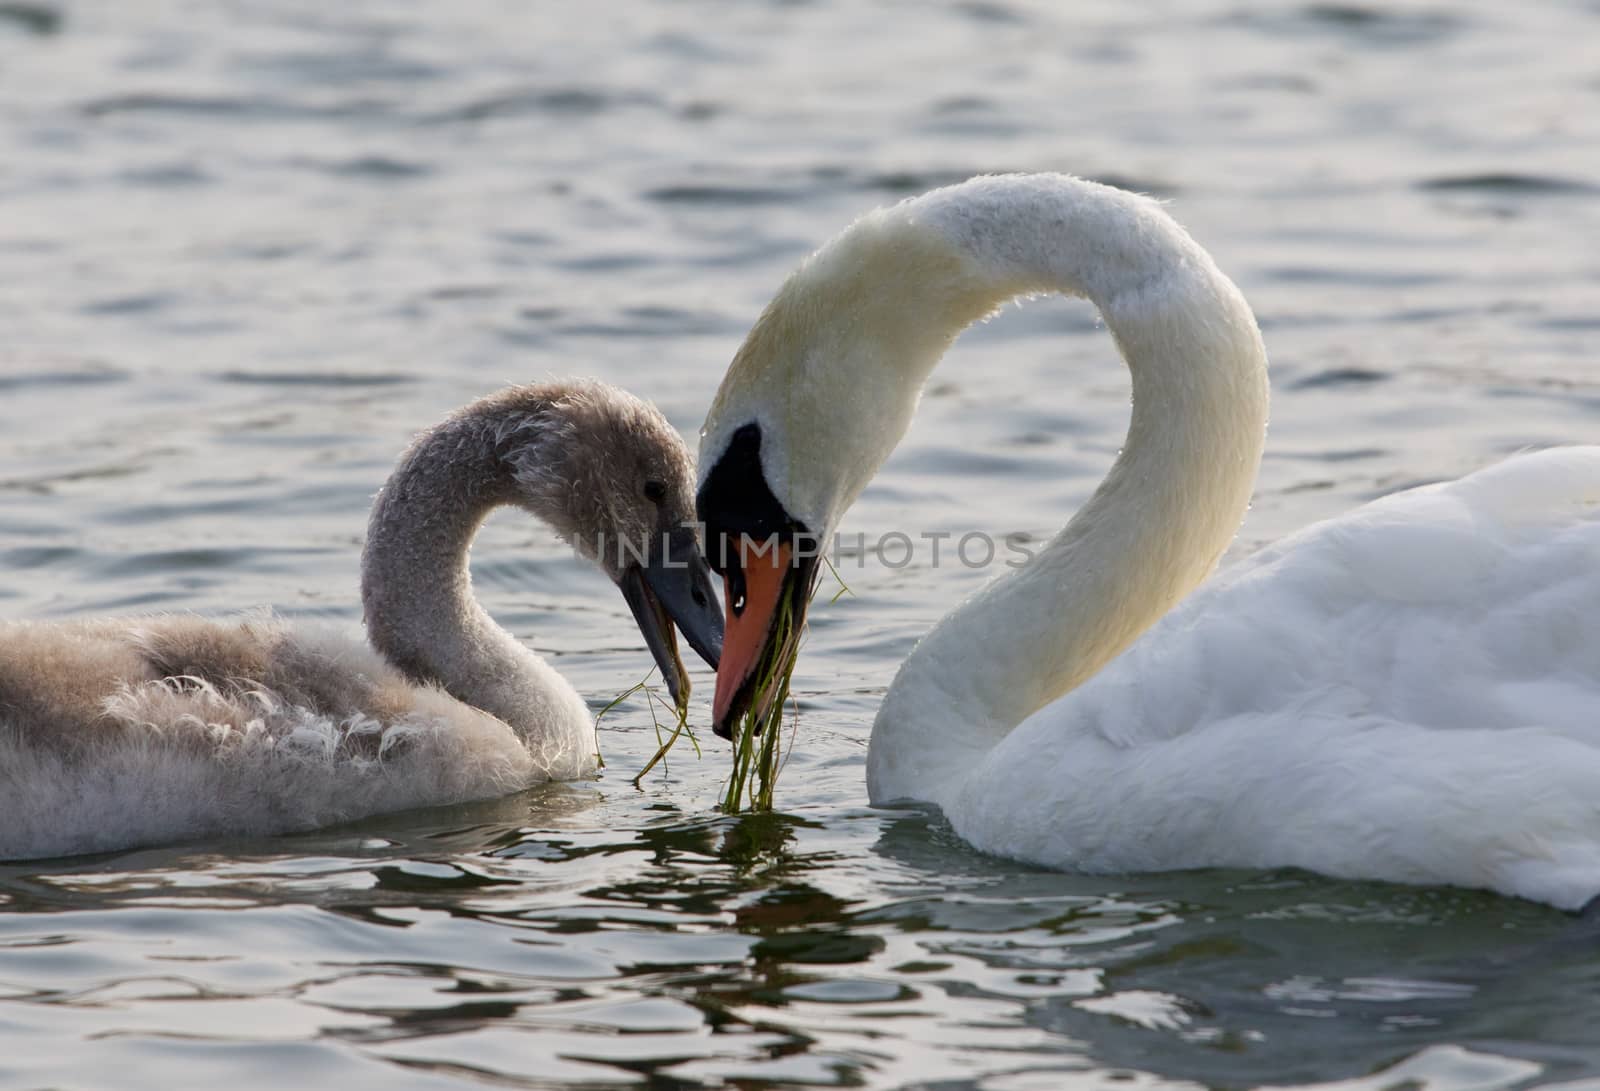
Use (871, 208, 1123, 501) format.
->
(854, 176, 1271, 804)
(361, 404, 585, 742)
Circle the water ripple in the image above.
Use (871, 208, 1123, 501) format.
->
(0, 2, 58, 35)
(215, 370, 417, 387)
(1417, 173, 1600, 196)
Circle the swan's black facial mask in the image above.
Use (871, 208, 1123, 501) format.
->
(619, 525, 724, 709)
(696, 423, 819, 738)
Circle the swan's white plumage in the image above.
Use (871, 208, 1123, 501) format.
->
(942, 447, 1600, 909)
(702, 172, 1600, 908)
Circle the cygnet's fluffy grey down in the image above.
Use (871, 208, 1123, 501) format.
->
(0, 380, 722, 860)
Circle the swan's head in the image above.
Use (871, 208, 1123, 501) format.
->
(695, 172, 1271, 737)
(695, 197, 1003, 735)
(496, 380, 724, 704)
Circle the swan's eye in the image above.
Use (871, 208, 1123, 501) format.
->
(643, 480, 666, 504)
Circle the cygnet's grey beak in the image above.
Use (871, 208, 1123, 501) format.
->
(620, 527, 724, 708)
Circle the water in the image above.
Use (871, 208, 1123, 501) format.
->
(3, 1, 1600, 1086)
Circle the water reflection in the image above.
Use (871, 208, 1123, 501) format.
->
(4, 784, 1600, 1087)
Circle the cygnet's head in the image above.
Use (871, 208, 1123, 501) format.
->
(502, 382, 695, 575)
(491, 380, 723, 701)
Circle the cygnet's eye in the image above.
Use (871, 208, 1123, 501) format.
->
(643, 480, 667, 504)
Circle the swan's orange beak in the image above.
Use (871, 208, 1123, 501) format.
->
(712, 538, 801, 737)
(696, 421, 818, 738)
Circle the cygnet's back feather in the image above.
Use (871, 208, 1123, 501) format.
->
(1, 615, 534, 858)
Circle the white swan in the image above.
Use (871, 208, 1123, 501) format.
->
(0, 381, 722, 860)
(694, 173, 1600, 910)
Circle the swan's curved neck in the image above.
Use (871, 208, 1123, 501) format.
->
(833, 176, 1270, 804)
(361, 407, 582, 740)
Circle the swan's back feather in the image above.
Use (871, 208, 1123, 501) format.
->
(944, 448, 1600, 909)
(0, 613, 560, 859)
